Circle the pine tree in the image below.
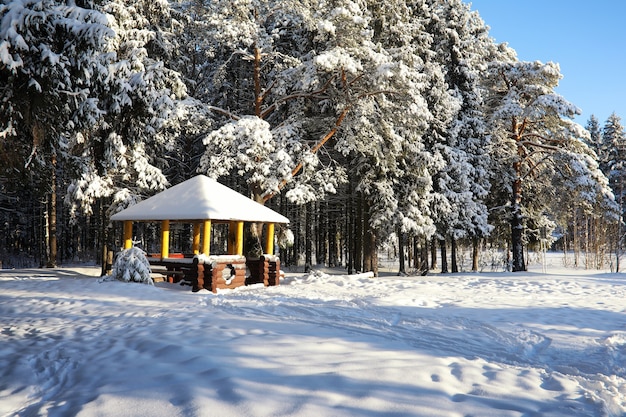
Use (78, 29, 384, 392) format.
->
(192, 0, 439, 271)
(0, 0, 191, 267)
(483, 58, 589, 272)
(585, 115, 603, 165)
(602, 113, 626, 268)
(550, 138, 618, 267)
(425, 0, 496, 271)
(65, 0, 188, 220)
(603, 113, 626, 176)
(1, 0, 115, 266)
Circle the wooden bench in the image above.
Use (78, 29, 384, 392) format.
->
(148, 255, 196, 284)
(147, 254, 281, 293)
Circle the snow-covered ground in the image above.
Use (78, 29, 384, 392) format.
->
(1, 254, 625, 417)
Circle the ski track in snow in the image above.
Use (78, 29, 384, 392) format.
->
(217, 272, 625, 375)
(0, 265, 625, 416)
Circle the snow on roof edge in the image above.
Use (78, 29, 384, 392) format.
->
(109, 176, 289, 224)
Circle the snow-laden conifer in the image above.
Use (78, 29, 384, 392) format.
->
(483, 56, 612, 271)
(1, 0, 116, 266)
(423, 0, 495, 270)
(110, 246, 153, 284)
(65, 0, 189, 219)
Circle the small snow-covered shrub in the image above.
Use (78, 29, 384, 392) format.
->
(110, 247, 153, 284)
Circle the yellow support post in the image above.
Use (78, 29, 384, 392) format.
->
(192, 223, 201, 255)
(265, 223, 275, 255)
(202, 219, 212, 255)
(123, 221, 133, 249)
(161, 220, 170, 259)
(235, 221, 244, 256)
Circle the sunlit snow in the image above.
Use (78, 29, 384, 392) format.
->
(1, 253, 625, 416)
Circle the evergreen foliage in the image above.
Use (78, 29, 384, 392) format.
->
(0, 0, 619, 273)
(482, 57, 605, 271)
(109, 246, 153, 284)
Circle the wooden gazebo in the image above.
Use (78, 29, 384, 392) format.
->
(110, 175, 289, 292)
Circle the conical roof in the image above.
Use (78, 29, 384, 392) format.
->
(110, 175, 289, 223)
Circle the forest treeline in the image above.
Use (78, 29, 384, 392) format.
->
(0, 0, 623, 274)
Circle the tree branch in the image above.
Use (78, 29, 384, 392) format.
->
(260, 74, 337, 120)
(262, 105, 351, 203)
(208, 106, 240, 121)
(261, 85, 400, 203)
(519, 140, 561, 153)
(521, 152, 553, 180)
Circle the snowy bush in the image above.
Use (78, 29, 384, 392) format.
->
(110, 247, 153, 285)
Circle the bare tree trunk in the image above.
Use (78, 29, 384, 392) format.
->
(46, 154, 58, 268)
(472, 237, 479, 272)
(451, 238, 458, 273)
(511, 195, 525, 271)
(407, 235, 413, 268)
(617, 192, 623, 272)
(362, 199, 378, 276)
(43, 201, 49, 267)
(584, 214, 590, 269)
(329, 213, 338, 267)
(355, 195, 363, 273)
(305, 202, 312, 272)
(369, 229, 378, 276)
(99, 199, 109, 276)
(573, 209, 580, 267)
(511, 117, 526, 272)
(420, 238, 428, 275)
(440, 239, 448, 274)
(317, 202, 327, 266)
(430, 237, 437, 270)
(363, 213, 372, 273)
(398, 230, 406, 275)
(346, 198, 354, 274)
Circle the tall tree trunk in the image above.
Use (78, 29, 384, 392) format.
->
(347, 198, 354, 274)
(46, 154, 58, 268)
(617, 195, 623, 272)
(363, 209, 372, 273)
(362, 199, 378, 276)
(511, 173, 525, 272)
(420, 238, 428, 275)
(472, 237, 479, 272)
(253, 46, 263, 117)
(563, 215, 570, 267)
(430, 237, 437, 270)
(398, 230, 406, 275)
(511, 117, 526, 272)
(451, 238, 458, 273)
(329, 213, 337, 267)
(305, 202, 312, 272)
(100, 199, 109, 276)
(573, 209, 580, 267)
(440, 239, 448, 274)
(368, 228, 378, 276)
(317, 202, 327, 265)
(584, 214, 590, 269)
(407, 235, 413, 268)
(355, 195, 364, 273)
(43, 200, 49, 267)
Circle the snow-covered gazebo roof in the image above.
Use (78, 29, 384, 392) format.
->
(110, 175, 289, 224)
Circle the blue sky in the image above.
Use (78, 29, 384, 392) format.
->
(469, 1, 626, 127)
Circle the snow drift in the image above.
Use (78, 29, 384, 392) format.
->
(1, 256, 625, 416)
